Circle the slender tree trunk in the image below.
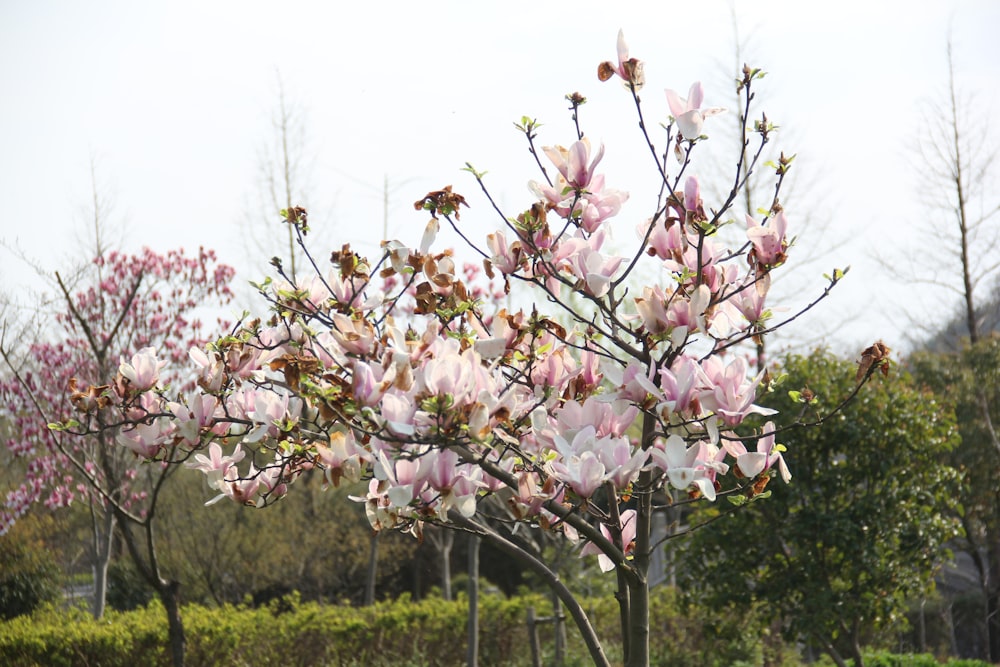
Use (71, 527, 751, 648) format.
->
(989, 538, 1000, 662)
(849, 620, 865, 667)
(624, 414, 656, 667)
(365, 532, 378, 606)
(114, 511, 186, 667)
(161, 580, 186, 667)
(820, 637, 848, 667)
(90, 505, 115, 619)
(466, 534, 480, 667)
(443, 531, 453, 600)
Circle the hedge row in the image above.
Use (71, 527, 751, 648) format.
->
(4, 590, 987, 667)
(0, 588, 766, 667)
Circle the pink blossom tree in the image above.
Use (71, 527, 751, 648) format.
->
(1, 247, 234, 667)
(55, 32, 876, 667)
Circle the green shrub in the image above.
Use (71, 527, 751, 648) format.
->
(106, 558, 154, 611)
(0, 587, 795, 666)
(0, 517, 63, 619)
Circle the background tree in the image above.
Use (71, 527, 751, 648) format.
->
(910, 336, 1000, 658)
(893, 34, 1000, 661)
(680, 349, 961, 667)
(1, 246, 235, 667)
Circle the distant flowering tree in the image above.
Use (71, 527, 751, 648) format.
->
(52, 32, 876, 667)
(1, 247, 234, 666)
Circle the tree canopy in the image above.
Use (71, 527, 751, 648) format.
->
(680, 349, 961, 667)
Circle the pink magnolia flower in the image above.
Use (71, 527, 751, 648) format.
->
(116, 418, 172, 458)
(731, 276, 768, 325)
(314, 429, 368, 487)
(486, 230, 524, 275)
(657, 355, 704, 420)
(723, 421, 791, 483)
(330, 313, 376, 357)
(186, 442, 246, 492)
(598, 30, 644, 90)
(666, 82, 725, 140)
(639, 212, 688, 261)
(746, 211, 789, 267)
(600, 438, 648, 491)
(550, 427, 612, 499)
(580, 509, 636, 572)
(648, 435, 720, 501)
(542, 139, 605, 191)
(574, 246, 624, 297)
(118, 347, 166, 392)
(245, 391, 297, 443)
(578, 179, 628, 233)
(170, 393, 222, 445)
(699, 356, 777, 427)
(420, 449, 483, 519)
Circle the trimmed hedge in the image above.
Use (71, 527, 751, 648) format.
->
(0, 588, 765, 666)
(2, 590, 985, 666)
(812, 652, 992, 667)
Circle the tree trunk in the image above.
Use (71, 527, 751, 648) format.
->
(364, 532, 378, 606)
(988, 539, 1000, 662)
(466, 534, 480, 667)
(90, 507, 115, 619)
(160, 580, 186, 667)
(440, 529, 453, 601)
(624, 415, 656, 667)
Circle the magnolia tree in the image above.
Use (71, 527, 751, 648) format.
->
(1, 247, 234, 665)
(55, 33, 875, 667)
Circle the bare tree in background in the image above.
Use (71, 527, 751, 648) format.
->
(902, 37, 1000, 660)
(245, 76, 316, 284)
(893, 40, 1000, 345)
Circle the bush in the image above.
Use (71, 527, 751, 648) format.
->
(0, 516, 63, 619)
(0, 587, 770, 666)
(106, 558, 154, 611)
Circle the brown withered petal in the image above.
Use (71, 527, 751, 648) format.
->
(855, 341, 891, 383)
(597, 61, 615, 82)
(413, 185, 469, 220)
(622, 59, 645, 89)
(751, 475, 771, 496)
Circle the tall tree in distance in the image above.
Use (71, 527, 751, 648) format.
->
(245, 75, 316, 284)
(896, 38, 999, 346)
(903, 34, 1000, 661)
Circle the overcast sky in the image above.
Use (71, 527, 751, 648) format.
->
(2, 0, 998, 354)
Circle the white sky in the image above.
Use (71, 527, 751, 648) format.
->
(2, 0, 998, 354)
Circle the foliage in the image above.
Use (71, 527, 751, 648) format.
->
(107, 558, 155, 612)
(680, 349, 962, 666)
(0, 514, 62, 619)
(812, 653, 991, 667)
(908, 335, 1000, 657)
